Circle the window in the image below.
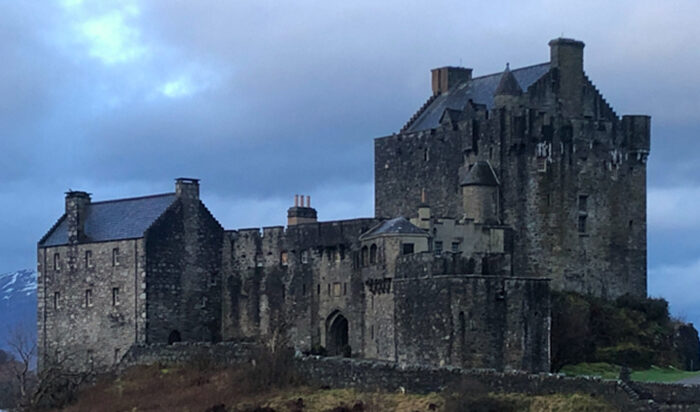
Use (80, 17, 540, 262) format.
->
(578, 195, 588, 234)
(53, 292, 60, 309)
(578, 195, 588, 212)
(423, 148, 429, 161)
(578, 215, 587, 234)
(112, 288, 120, 306)
(280, 251, 288, 266)
(369, 244, 377, 264)
(343, 283, 347, 296)
(371, 325, 374, 339)
(53, 253, 60, 271)
(361, 246, 368, 266)
(327, 283, 331, 296)
(301, 250, 309, 264)
(317, 284, 320, 295)
(112, 248, 120, 266)
(402, 243, 414, 255)
(451, 242, 460, 253)
(201, 296, 208, 308)
(333, 282, 342, 297)
(85, 289, 93, 307)
(434, 241, 443, 256)
(114, 348, 121, 364)
(85, 250, 93, 268)
(302, 284, 307, 296)
(210, 271, 218, 286)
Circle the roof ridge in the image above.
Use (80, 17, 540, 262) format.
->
(90, 192, 175, 205)
(471, 61, 549, 81)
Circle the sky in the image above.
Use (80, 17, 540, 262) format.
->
(2, 1, 700, 325)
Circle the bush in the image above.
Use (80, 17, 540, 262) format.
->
(596, 343, 655, 369)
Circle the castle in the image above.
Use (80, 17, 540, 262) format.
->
(37, 38, 649, 374)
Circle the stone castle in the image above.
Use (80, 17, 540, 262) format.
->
(37, 38, 649, 374)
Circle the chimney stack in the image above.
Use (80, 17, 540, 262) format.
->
(287, 194, 318, 226)
(65, 190, 91, 244)
(549, 38, 585, 117)
(175, 178, 200, 200)
(431, 67, 472, 96)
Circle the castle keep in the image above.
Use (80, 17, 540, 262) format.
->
(37, 38, 648, 374)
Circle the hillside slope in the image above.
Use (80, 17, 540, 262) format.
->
(0, 269, 37, 352)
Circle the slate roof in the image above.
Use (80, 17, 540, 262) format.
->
(360, 217, 427, 239)
(405, 62, 550, 132)
(461, 161, 500, 186)
(39, 193, 177, 247)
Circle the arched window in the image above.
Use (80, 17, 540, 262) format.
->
(361, 246, 368, 266)
(369, 244, 377, 264)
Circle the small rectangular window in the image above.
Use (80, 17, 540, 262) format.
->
(301, 250, 309, 264)
(85, 250, 93, 268)
(53, 292, 60, 309)
(578, 195, 588, 212)
(371, 325, 374, 339)
(281, 251, 288, 266)
(327, 283, 331, 296)
(112, 288, 120, 306)
(112, 248, 120, 266)
(578, 215, 587, 233)
(333, 282, 342, 297)
(402, 243, 414, 255)
(85, 289, 93, 307)
(302, 284, 307, 296)
(451, 242, 460, 253)
(54, 253, 60, 271)
(317, 284, 320, 295)
(344, 282, 347, 296)
(434, 241, 443, 256)
(114, 348, 121, 364)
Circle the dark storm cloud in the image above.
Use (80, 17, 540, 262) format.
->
(3, 0, 700, 323)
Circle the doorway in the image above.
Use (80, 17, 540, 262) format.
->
(326, 312, 350, 357)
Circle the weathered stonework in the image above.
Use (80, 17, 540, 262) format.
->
(38, 38, 648, 376)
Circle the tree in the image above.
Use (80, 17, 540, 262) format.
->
(5, 324, 37, 406)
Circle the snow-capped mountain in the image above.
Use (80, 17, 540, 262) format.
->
(0, 269, 37, 352)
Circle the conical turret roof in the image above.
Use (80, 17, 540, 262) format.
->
(494, 63, 523, 96)
(461, 161, 500, 186)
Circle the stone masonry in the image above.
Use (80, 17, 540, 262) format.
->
(38, 38, 647, 375)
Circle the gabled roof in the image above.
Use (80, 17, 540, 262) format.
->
(39, 193, 177, 247)
(405, 62, 550, 132)
(461, 161, 500, 186)
(360, 217, 427, 240)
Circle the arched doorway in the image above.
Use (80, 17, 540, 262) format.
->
(326, 312, 350, 357)
(168, 330, 181, 345)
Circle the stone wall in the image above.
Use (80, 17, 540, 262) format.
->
(392, 254, 550, 372)
(145, 198, 224, 344)
(38, 238, 145, 371)
(119, 340, 257, 369)
(222, 219, 378, 356)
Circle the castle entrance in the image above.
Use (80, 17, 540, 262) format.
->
(326, 312, 350, 357)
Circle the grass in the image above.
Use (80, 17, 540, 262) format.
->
(54, 364, 619, 412)
(561, 362, 700, 383)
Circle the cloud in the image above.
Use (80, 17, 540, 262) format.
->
(649, 259, 700, 326)
(648, 186, 700, 230)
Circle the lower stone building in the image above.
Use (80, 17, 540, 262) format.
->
(37, 178, 223, 370)
(38, 178, 550, 373)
